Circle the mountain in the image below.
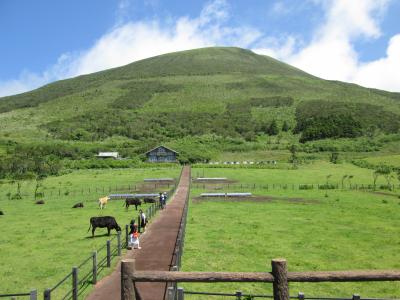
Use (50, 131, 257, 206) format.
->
(0, 47, 399, 162)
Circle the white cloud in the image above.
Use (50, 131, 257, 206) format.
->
(1, 0, 399, 97)
(254, 0, 400, 92)
(0, 0, 263, 97)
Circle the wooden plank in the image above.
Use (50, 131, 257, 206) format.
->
(128, 270, 400, 283)
(287, 270, 400, 282)
(131, 271, 274, 282)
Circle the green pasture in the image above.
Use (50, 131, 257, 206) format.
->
(192, 161, 399, 186)
(182, 166, 400, 298)
(363, 154, 400, 168)
(0, 167, 181, 297)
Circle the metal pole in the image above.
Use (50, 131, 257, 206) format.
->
(92, 251, 97, 284)
(29, 289, 37, 300)
(117, 231, 122, 256)
(107, 240, 111, 267)
(125, 224, 129, 249)
(177, 287, 184, 300)
(72, 266, 78, 300)
(44, 288, 51, 300)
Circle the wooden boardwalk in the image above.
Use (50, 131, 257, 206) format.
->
(86, 166, 191, 300)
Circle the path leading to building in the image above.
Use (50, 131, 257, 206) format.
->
(86, 166, 191, 300)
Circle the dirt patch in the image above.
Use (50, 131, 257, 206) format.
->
(192, 195, 320, 204)
(367, 191, 400, 198)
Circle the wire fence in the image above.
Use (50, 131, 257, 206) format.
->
(177, 290, 400, 300)
(43, 184, 178, 300)
(3, 182, 177, 201)
(191, 183, 400, 192)
(0, 180, 180, 300)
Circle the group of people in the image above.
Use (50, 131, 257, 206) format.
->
(128, 192, 169, 250)
(128, 209, 147, 249)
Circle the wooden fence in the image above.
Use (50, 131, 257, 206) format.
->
(120, 259, 400, 300)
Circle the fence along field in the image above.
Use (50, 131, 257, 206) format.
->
(180, 165, 400, 298)
(0, 167, 181, 298)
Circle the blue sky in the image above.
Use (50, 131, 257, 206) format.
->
(1, 0, 400, 96)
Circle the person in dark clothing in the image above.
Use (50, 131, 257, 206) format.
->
(159, 192, 164, 209)
(129, 219, 136, 234)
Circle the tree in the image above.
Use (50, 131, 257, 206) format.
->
(330, 152, 339, 164)
(341, 175, 348, 189)
(288, 144, 297, 167)
(348, 175, 354, 188)
(373, 164, 392, 189)
(282, 121, 289, 132)
(267, 120, 279, 136)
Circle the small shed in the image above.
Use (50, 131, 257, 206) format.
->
(145, 146, 178, 163)
(96, 152, 119, 159)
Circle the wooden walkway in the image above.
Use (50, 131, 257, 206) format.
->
(86, 166, 190, 300)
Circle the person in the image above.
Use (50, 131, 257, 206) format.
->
(159, 192, 164, 209)
(139, 209, 147, 232)
(162, 192, 167, 207)
(128, 219, 135, 235)
(129, 225, 141, 249)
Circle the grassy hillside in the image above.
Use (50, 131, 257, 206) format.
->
(0, 46, 399, 168)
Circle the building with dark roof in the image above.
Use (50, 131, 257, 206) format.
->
(145, 146, 178, 163)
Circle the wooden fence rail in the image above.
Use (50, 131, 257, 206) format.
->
(120, 259, 400, 300)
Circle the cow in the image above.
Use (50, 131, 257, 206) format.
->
(72, 202, 84, 208)
(98, 196, 109, 209)
(125, 198, 141, 210)
(35, 200, 45, 205)
(87, 216, 121, 237)
(0, 210, 3, 215)
(144, 198, 156, 204)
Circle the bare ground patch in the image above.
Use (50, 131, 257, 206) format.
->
(366, 191, 400, 198)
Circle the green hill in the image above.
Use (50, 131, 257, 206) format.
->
(0, 46, 399, 165)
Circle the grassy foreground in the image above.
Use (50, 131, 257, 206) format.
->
(0, 167, 181, 297)
(182, 164, 400, 298)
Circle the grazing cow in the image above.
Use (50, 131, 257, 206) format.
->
(87, 216, 121, 237)
(35, 200, 45, 205)
(72, 202, 84, 208)
(98, 196, 109, 209)
(125, 198, 141, 210)
(144, 198, 156, 204)
(0, 210, 3, 215)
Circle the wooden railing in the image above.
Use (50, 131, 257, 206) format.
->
(120, 258, 400, 300)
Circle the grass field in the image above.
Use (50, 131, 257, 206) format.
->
(363, 154, 400, 168)
(0, 166, 181, 298)
(182, 164, 400, 298)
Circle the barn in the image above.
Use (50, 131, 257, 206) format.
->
(145, 146, 178, 163)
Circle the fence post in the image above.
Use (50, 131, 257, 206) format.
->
(177, 287, 184, 300)
(167, 287, 175, 300)
(353, 295, 360, 300)
(125, 224, 129, 249)
(117, 231, 122, 256)
(92, 251, 97, 284)
(121, 259, 136, 300)
(298, 292, 304, 300)
(30, 289, 37, 300)
(271, 258, 289, 300)
(235, 291, 242, 300)
(44, 288, 51, 300)
(107, 240, 111, 267)
(72, 266, 78, 300)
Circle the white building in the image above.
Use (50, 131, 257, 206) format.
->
(96, 152, 120, 159)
